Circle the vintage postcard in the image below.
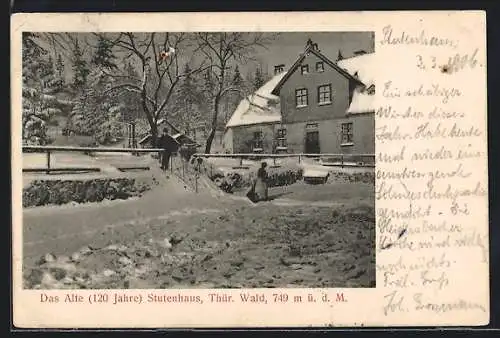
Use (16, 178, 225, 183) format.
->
(11, 11, 488, 328)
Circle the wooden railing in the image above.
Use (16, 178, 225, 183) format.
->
(22, 144, 375, 177)
(192, 152, 375, 168)
(22, 145, 164, 174)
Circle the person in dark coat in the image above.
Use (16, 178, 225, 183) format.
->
(255, 162, 269, 201)
(158, 128, 176, 171)
(247, 162, 269, 202)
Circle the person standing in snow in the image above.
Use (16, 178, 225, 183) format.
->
(158, 128, 175, 171)
(252, 162, 269, 202)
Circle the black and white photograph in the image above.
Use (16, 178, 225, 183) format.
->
(21, 31, 376, 290)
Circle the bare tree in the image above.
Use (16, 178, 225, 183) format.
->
(195, 32, 275, 154)
(96, 32, 208, 147)
(40, 33, 88, 61)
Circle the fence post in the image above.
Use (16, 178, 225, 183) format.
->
(46, 151, 51, 174)
(182, 157, 185, 178)
(298, 154, 302, 164)
(273, 157, 277, 166)
(239, 157, 243, 166)
(341, 155, 344, 168)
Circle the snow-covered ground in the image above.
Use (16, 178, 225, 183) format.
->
(23, 176, 375, 289)
(22, 152, 159, 188)
(23, 152, 155, 170)
(204, 156, 373, 173)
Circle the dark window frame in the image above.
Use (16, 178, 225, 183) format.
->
(305, 123, 319, 130)
(277, 128, 287, 138)
(317, 84, 332, 105)
(295, 88, 308, 107)
(276, 128, 287, 148)
(253, 131, 264, 149)
(276, 138, 287, 148)
(300, 64, 309, 75)
(341, 122, 354, 145)
(316, 61, 324, 72)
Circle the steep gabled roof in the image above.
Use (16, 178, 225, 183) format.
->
(225, 71, 286, 128)
(156, 118, 181, 134)
(337, 53, 376, 88)
(271, 44, 364, 96)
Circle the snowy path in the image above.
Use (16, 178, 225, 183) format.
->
(22, 172, 239, 265)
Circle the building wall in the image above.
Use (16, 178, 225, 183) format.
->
(225, 115, 374, 155)
(279, 52, 356, 124)
(284, 113, 375, 154)
(229, 123, 277, 154)
(222, 128, 234, 153)
(210, 130, 225, 154)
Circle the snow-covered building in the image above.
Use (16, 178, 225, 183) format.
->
(224, 39, 376, 154)
(137, 118, 197, 149)
(223, 70, 287, 154)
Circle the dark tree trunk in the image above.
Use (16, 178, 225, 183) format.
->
(204, 94, 220, 154)
(150, 123, 158, 148)
(204, 129, 216, 154)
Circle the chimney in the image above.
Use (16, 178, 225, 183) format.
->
(274, 64, 285, 75)
(337, 50, 344, 62)
(305, 38, 320, 52)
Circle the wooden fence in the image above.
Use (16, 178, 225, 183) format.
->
(22, 145, 164, 174)
(192, 152, 376, 168)
(22, 145, 375, 187)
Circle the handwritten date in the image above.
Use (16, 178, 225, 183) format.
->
(416, 49, 479, 73)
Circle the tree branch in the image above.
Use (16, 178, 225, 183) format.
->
(220, 86, 246, 99)
(104, 83, 155, 106)
(101, 69, 141, 82)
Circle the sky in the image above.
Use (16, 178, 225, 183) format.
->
(34, 31, 374, 82)
(248, 32, 374, 76)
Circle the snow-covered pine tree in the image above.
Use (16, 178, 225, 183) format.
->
(199, 67, 215, 133)
(172, 63, 205, 136)
(253, 66, 265, 90)
(223, 65, 246, 125)
(91, 36, 118, 70)
(22, 33, 60, 145)
(70, 69, 124, 145)
(71, 39, 90, 91)
(69, 79, 96, 137)
(120, 61, 141, 124)
(39, 55, 62, 95)
(232, 65, 244, 88)
(54, 53, 65, 91)
(231, 65, 246, 98)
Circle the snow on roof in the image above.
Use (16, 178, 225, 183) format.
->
(337, 52, 376, 87)
(225, 72, 287, 128)
(347, 90, 375, 114)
